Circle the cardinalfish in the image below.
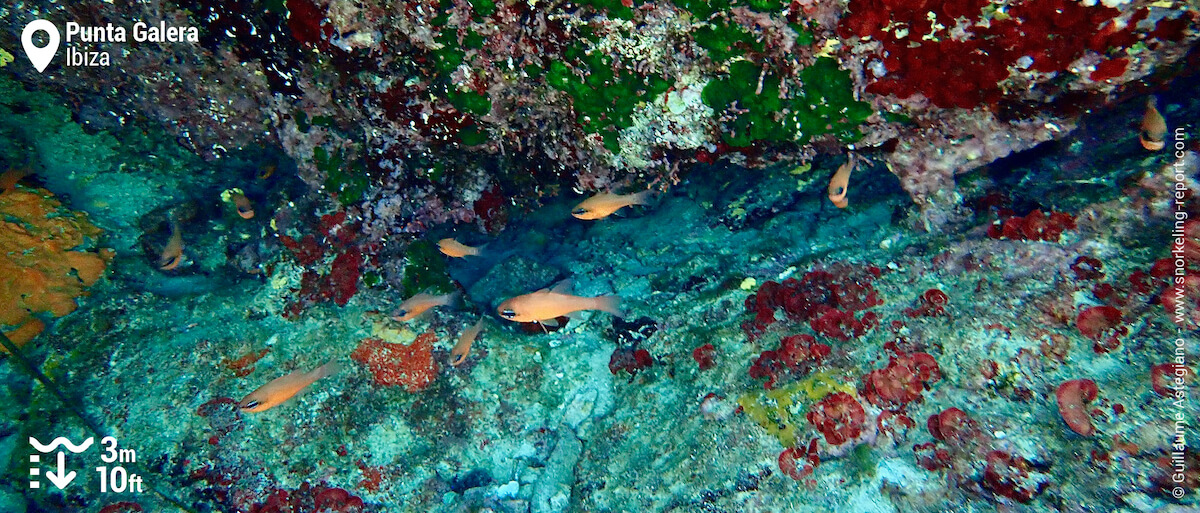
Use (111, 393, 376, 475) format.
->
(450, 317, 486, 367)
(497, 280, 623, 324)
(393, 290, 460, 322)
(221, 188, 255, 219)
(438, 238, 482, 258)
(232, 193, 254, 219)
(827, 156, 855, 209)
(239, 361, 341, 413)
(159, 220, 184, 271)
(571, 190, 653, 220)
(1140, 97, 1167, 151)
(0, 168, 31, 194)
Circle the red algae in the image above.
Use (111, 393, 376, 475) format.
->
(692, 343, 716, 371)
(609, 346, 653, 376)
(98, 502, 143, 513)
(862, 352, 941, 410)
(926, 407, 979, 447)
(806, 392, 866, 446)
(904, 288, 949, 318)
(842, 0, 1161, 109)
(1070, 256, 1104, 281)
(222, 348, 270, 377)
(1076, 306, 1127, 353)
(1056, 379, 1099, 436)
(351, 333, 439, 392)
(987, 210, 1077, 242)
(1151, 363, 1191, 398)
(982, 450, 1047, 503)
(778, 438, 820, 481)
(748, 334, 830, 389)
(742, 265, 882, 340)
(1089, 58, 1129, 82)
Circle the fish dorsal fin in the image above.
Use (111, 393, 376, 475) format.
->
(550, 279, 573, 294)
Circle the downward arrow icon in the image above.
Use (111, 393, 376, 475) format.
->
(44, 452, 75, 489)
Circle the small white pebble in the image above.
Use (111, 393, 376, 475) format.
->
(994, 430, 1006, 439)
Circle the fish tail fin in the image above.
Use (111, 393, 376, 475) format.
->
(313, 361, 343, 380)
(629, 189, 654, 206)
(444, 290, 462, 308)
(593, 295, 624, 318)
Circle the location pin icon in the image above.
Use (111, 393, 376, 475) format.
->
(22, 20, 60, 73)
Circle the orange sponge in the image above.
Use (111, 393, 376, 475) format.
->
(0, 184, 112, 348)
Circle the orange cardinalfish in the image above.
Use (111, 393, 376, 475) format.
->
(239, 361, 341, 413)
(1140, 97, 1167, 151)
(571, 190, 653, 220)
(497, 280, 623, 324)
(827, 157, 855, 209)
(393, 290, 460, 322)
(232, 192, 255, 219)
(0, 168, 31, 194)
(438, 238, 482, 258)
(159, 220, 184, 271)
(450, 317, 486, 367)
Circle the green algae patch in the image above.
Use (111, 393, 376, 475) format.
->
(315, 146, 368, 206)
(469, 0, 496, 17)
(737, 370, 856, 447)
(401, 240, 456, 297)
(849, 443, 878, 479)
(547, 43, 673, 152)
(794, 58, 874, 142)
(695, 21, 762, 62)
(703, 58, 872, 147)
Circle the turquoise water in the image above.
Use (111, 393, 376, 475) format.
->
(1, 1, 1199, 512)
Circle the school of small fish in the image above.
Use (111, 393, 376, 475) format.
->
(231, 98, 1170, 411)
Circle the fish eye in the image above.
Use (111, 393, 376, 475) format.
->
(240, 400, 259, 410)
(831, 186, 845, 195)
(451, 355, 464, 365)
(395, 309, 407, 318)
(501, 309, 516, 318)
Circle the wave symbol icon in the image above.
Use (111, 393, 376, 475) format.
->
(29, 437, 94, 454)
